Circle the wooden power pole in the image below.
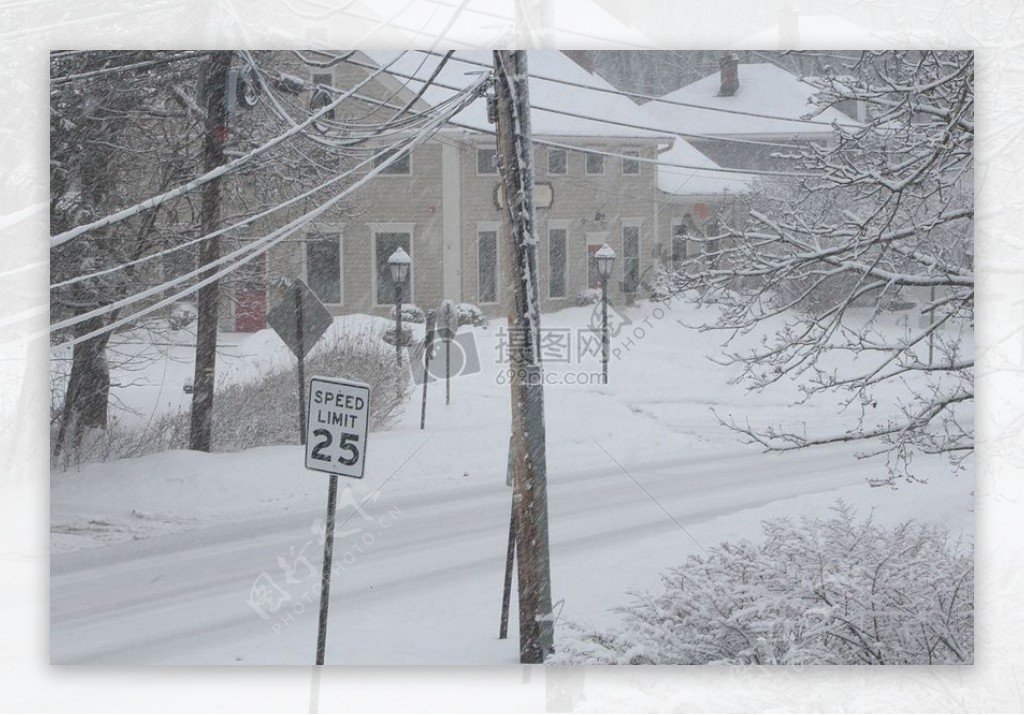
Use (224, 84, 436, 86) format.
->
(492, 50, 554, 664)
(189, 51, 231, 452)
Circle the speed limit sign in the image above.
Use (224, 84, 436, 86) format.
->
(305, 376, 371, 479)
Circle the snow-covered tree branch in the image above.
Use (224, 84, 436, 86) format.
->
(670, 51, 973, 485)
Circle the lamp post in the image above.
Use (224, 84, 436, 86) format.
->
(388, 247, 411, 366)
(594, 244, 615, 385)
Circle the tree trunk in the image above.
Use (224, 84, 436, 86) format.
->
(54, 317, 112, 458)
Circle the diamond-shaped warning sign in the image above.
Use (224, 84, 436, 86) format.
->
(267, 279, 333, 359)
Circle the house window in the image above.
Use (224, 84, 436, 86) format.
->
(623, 224, 640, 292)
(704, 218, 721, 269)
(374, 231, 411, 304)
(547, 148, 567, 175)
(478, 229, 498, 303)
(374, 148, 412, 175)
(585, 151, 604, 175)
(477, 148, 498, 175)
(307, 233, 341, 304)
(548, 227, 567, 298)
(310, 73, 335, 120)
(622, 149, 641, 175)
(671, 222, 688, 272)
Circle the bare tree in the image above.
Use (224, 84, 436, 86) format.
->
(50, 51, 208, 458)
(672, 51, 974, 484)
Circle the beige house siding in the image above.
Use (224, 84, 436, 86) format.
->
(219, 52, 743, 331)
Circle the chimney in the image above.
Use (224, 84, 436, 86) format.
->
(718, 52, 739, 97)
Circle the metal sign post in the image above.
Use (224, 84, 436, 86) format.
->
(438, 300, 457, 406)
(305, 376, 371, 665)
(268, 279, 334, 445)
(420, 310, 436, 430)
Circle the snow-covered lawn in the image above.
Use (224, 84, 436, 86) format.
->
(50, 300, 972, 664)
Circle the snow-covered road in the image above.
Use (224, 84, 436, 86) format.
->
(52, 443, 877, 664)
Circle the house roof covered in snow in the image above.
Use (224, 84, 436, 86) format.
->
(655, 137, 753, 197)
(361, 50, 751, 196)
(363, 49, 673, 139)
(644, 62, 860, 138)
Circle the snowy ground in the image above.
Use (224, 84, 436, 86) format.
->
(49, 300, 973, 664)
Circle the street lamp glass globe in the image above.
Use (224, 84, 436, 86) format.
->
(388, 247, 411, 284)
(595, 243, 615, 280)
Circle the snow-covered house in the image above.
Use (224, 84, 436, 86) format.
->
(223, 50, 745, 331)
(643, 55, 860, 171)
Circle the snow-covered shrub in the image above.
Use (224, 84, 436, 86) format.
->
(52, 324, 410, 466)
(648, 266, 689, 301)
(203, 326, 409, 451)
(389, 303, 425, 324)
(455, 302, 487, 327)
(574, 288, 601, 306)
(381, 325, 414, 348)
(552, 503, 973, 665)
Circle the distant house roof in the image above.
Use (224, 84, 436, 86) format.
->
(644, 62, 859, 138)
(363, 49, 672, 139)
(361, 50, 750, 196)
(655, 137, 753, 196)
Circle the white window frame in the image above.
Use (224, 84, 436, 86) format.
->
(371, 223, 415, 308)
(584, 150, 605, 175)
(476, 147, 499, 176)
(546, 220, 571, 299)
(373, 147, 412, 176)
(621, 148, 641, 175)
(621, 219, 643, 292)
(547, 147, 568, 175)
(476, 221, 501, 305)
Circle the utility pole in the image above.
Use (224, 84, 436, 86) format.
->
(493, 50, 554, 664)
(189, 51, 231, 452)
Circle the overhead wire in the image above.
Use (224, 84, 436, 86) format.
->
(51, 53, 481, 294)
(51, 76, 483, 291)
(49, 52, 406, 250)
(48, 75, 490, 351)
(50, 51, 213, 87)
(411, 49, 865, 131)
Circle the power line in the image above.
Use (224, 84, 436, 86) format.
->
(51, 82, 474, 292)
(49, 55, 403, 250)
(413, 49, 865, 131)
(51, 52, 480, 294)
(48, 77, 489, 351)
(50, 51, 213, 87)
(336, 83, 805, 180)
(337, 50, 861, 152)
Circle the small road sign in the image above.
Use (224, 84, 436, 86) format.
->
(305, 376, 371, 479)
(307, 376, 372, 665)
(267, 279, 333, 360)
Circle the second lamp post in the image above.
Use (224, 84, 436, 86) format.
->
(594, 243, 615, 385)
(388, 246, 412, 366)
